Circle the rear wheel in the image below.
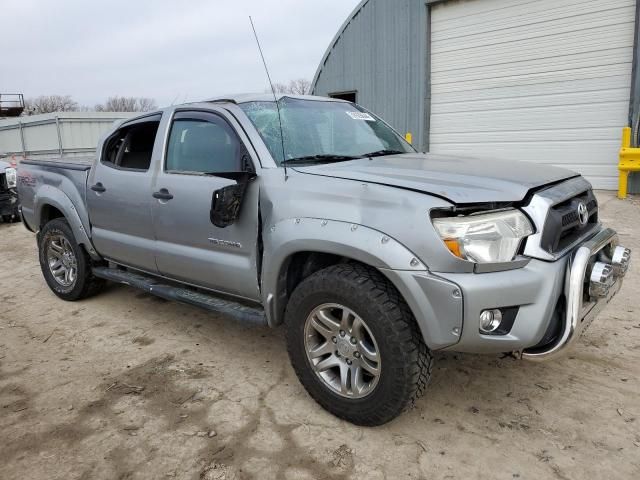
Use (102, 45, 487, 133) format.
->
(38, 218, 104, 301)
(2, 215, 13, 223)
(285, 263, 433, 426)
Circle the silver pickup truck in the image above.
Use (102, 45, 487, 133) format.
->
(17, 94, 631, 426)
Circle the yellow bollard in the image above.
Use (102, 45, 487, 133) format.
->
(619, 170, 629, 199)
(405, 132, 413, 145)
(622, 126, 631, 148)
(618, 127, 640, 199)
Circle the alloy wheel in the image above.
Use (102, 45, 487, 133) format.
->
(46, 234, 77, 287)
(304, 303, 381, 399)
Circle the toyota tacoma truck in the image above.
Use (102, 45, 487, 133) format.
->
(17, 94, 631, 426)
(0, 156, 19, 222)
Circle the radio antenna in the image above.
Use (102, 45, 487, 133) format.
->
(249, 16, 288, 178)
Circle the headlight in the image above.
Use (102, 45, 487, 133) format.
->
(4, 167, 17, 188)
(432, 209, 533, 263)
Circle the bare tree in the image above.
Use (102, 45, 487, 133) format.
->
(271, 79, 312, 95)
(25, 95, 79, 114)
(95, 96, 157, 112)
(288, 79, 312, 95)
(271, 83, 289, 94)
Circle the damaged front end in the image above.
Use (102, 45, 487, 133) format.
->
(0, 164, 20, 221)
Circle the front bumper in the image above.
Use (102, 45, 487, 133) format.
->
(522, 227, 629, 361)
(435, 227, 629, 358)
(0, 191, 19, 216)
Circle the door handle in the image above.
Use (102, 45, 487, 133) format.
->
(152, 188, 174, 201)
(91, 182, 106, 193)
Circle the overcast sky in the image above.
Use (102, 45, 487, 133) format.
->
(1, 0, 361, 108)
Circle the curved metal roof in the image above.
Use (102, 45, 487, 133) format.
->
(311, 0, 372, 92)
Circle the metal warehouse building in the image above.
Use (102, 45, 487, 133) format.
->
(312, 0, 640, 190)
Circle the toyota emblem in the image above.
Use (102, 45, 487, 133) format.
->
(577, 202, 589, 226)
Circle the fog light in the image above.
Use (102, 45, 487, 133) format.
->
(589, 262, 614, 298)
(611, 246, 631, 277)
(479, 309, 503, 333)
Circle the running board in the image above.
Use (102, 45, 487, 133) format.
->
(92, 267, 266, 326)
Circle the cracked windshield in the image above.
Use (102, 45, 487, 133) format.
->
(240, 97, 414, 165)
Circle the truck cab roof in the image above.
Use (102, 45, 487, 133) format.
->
(204, 93, 348, 104)
(117, 94, 348, 127)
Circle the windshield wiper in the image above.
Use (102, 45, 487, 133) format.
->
(282, 150, 404, 166)
(282, 154, 360, 166)
(363, 149, 405, 158)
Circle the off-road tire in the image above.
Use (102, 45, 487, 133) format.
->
(285, 262, 434, 426)
(38, 218, 104, 301)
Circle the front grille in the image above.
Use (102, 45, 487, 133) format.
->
(540, 190, 598, 254)
(561, 198, 597, 226)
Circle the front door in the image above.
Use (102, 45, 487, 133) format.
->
(151, 109, 260, 301)
(87, 115, 161, 272)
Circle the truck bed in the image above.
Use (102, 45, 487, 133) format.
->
(18, 157, 93, 233)
(20, 157, 94, 171)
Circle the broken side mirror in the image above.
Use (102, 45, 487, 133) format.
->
(210, 171, 256, 228)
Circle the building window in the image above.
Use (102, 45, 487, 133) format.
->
(329, 91, 357, 103)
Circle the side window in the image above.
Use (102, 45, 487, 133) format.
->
(103, 132, 125, 166)
(166, 114, 243, 174)
(102, 120, 160, 172)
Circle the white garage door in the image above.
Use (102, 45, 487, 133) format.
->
(429, 0, 636, 189)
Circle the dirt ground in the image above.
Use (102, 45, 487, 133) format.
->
(1, 192, 639, 480)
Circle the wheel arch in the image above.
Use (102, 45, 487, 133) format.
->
(35, 187, 100, 260)
(261, 218, 427, 327)
(40, 204, 65, 227)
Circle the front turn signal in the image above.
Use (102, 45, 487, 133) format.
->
(444, 239, 463, 258)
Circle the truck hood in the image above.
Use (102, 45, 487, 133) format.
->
(292, 153, 579, 204)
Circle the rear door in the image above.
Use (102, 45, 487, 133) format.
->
(150, 109, 261, 301)
(87, 115, 161, 272)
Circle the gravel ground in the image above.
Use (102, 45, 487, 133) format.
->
(1, 191, 639, 480)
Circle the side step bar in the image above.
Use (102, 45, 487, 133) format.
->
(92, 267, 267, 326)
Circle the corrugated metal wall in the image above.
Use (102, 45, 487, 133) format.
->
(312, 0, 428, 150)
(0, 112, 133, 161)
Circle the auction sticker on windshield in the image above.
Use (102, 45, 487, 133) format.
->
(346, 111, 376, 121)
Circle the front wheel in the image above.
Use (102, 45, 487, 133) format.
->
(285, 263, 433, 426)
(38, 218, 104, 301)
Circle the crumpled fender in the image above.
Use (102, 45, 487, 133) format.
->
(34, 185, 101, 260)
(261, 217, 427, 326)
